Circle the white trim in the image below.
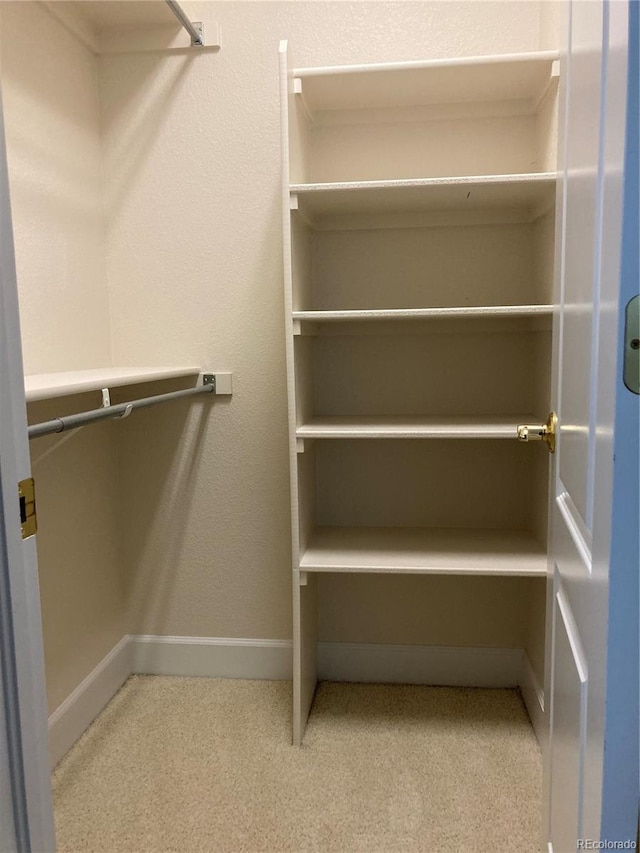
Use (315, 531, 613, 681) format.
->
(293, 50, 560, 78)
(556, 489, 593, 569)
(519, 652, 546, 745)
(130, 635, 293, 680)
(47, 635, 293, 767)
(318, 642, 523, 686)
(47, 637, 545, 769)
(47, 635, 131, 768)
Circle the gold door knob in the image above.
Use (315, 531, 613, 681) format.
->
(517, 412, 557, 453)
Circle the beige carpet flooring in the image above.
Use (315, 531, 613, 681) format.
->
(52, 677, 542, 853)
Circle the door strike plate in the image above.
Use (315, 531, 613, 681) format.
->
(623, 295, 639, 395)
(18, 478, 37, 539)
(517, 412, 557, 453)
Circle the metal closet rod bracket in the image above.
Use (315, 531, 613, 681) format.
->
(165, 0, 204, 46)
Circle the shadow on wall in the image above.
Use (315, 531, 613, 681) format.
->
(101, 51, 199, 219)
(28, 392, 127, 712)
(111, 377, 220, 636)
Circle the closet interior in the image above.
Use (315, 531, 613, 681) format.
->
(2, 0, 559, 774)
(280, 44, 559, 744)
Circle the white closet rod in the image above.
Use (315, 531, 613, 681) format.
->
(165, 0, 204, 46)
(28, 376, 215, 440)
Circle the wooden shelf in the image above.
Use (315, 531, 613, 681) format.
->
(46, 2, 220, 55)
(300, 526, 547, 576)
(291, 174, 556, 223)
(24, 367, 201, 403)
(74, 1, 182, 31)
(293, 305, 554, 323)
(296, 415, 539, 440)
(294, 51, 559, 114)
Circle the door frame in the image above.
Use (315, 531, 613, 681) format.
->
(599, 0, 639, 837)
(0, 84, 56, 852)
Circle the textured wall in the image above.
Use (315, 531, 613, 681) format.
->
(0, 2, 111, 374)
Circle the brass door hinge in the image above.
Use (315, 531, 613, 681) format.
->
(517, 412, 557, 453)
(18, 478, 37, 539)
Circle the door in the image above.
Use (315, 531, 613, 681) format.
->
(544, 0, 637, 849)
(0, 83, 55, 851)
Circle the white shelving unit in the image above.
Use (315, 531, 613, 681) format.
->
(280, 43, 558, 745)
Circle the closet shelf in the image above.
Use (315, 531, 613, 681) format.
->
(293, 50, 559, 114)
(49, 1, 220, 55)
(296, 415, 540, 440)
(24, 367, 201, 402)
(299, 527, 547, 577)
(290, 174, 556, 221)
(75, 1, 187, 31)
(293, 305, 554, 323)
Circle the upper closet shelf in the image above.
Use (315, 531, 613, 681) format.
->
(25, 367, 201, 403)
(293, 51, 559, 116)
(74, 1, 188, 31)
(51, 1, 220, 54)
(290, 174, 556, 224)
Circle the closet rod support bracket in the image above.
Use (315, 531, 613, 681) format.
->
(165, 1, 204, 46)
(191, 22, 204, 47)
(202, 373, 233, 395)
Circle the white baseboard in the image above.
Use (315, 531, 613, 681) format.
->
(47, 634, 131, 768)
(48, 634, 293, 767)
(318, 642, 524, 687)
(130, 635, 293, 680)
(48, 636, 544, 768)
(519, 652, 546, 745)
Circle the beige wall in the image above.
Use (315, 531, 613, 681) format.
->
(1, 1, 112, 374)
(0, 3, 126, 714)
(2, 1, 556, 711)
(26, 397, 126, 713)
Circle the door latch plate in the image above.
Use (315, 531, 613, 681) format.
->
(18, 478, 37, 539)
(623, 294, 639, 395)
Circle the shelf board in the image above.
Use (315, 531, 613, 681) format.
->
(25, 367, 201, 403)
(291, 174, 556, 223)
(48, 2, 220, 55)
(300, 527, 547, 577)
(293, 305, 554, 323)
(71, 1, 181, 31)
(296, 415, 539, 440)
(294, 51, 559, 114)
